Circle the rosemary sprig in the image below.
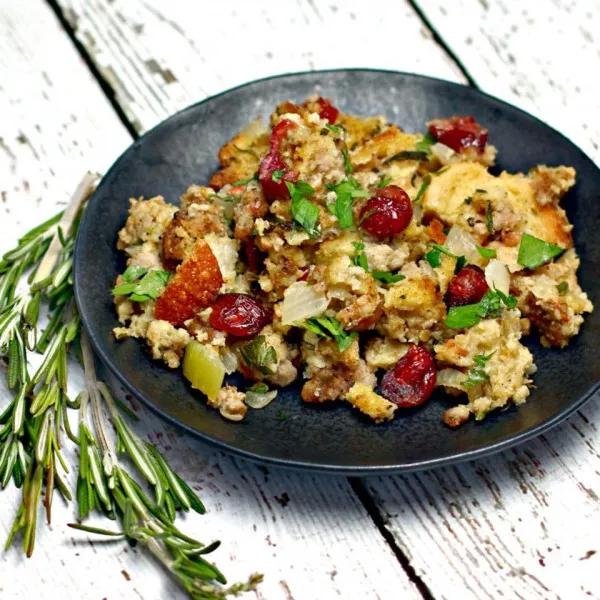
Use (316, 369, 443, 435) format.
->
(0, 173, 261, 597)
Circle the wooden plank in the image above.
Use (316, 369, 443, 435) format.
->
(411, 0, 600, 164)
(0, 2, 422, 599)
(56, 0, 465, 133)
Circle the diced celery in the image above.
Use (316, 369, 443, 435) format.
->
(183, 341, 225, 401)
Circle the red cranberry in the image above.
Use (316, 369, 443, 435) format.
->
(209, 293, 270, 337)
(243, 238, 263, 274)
(359, 185, 413, 238)
(381, 345, 437, 408)
(297, 266, 310, 281)
(444, 265, 489, 308)
(317, 97, 339, 124)
(428, 116, 489, 154)
(258, 119, 299, 201)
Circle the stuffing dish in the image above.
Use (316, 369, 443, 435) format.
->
(112, 95, 593, 427)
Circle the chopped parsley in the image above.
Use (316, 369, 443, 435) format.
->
(112, 267, 170, 302)
(425, 243, 466, 272)
(463, 354, 493, 387)
(326, 178, 369, 229)
(415, 131, 436, 153)
(302, 316, 357, 352)
(445, 289, 517, 329)
(286, 180, 321, 237)
(477, 245, 497, 259)
(240, 336, 277, 375)
(325, 123, 341, 134)
(271, 170, 285, 183)
(350, 242, 405, 284)
(557, 281, 569, 296)
(517, 233, 565, 269)
(485, 200, 494, 234)
(371, 270, 406, 284)
(377, 176, 392, 188)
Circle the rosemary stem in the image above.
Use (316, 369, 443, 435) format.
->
(32, 172, 99, 287)
(80, 331, 111, 454)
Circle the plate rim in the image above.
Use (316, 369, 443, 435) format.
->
(74, 67, 600, 475)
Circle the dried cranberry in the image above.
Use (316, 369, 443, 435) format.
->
(359, 185, 413, 238)
(317, 97, 339, 124)
(243, 238, 263, 274)
(209, 293, 270, 337)
(444, 265, 489, 308)
(428, 116, 489, 154)
(381, 345, 437, 408)
(258, 119, 298, 201)
(297, 266, 310, 281)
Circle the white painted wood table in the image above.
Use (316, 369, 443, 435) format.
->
(1, 1, 599, 598)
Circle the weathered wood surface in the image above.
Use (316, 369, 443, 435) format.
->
(2, 0, 600, 598)
(412, 0, 600, 164)
(56, 0, 464, 133)
(0, 1, 422, 599)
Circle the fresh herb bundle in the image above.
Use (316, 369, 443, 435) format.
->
(0, 173, 260, 599)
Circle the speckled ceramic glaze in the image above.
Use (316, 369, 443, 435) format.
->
(74, 70, 600, 474)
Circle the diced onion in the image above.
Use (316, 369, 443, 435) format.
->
(245, 389, 278, 409)
(281, 282, 329, 325)
(412, 201, 423, 224)
(485, 259, 510, 295)
(220, 349, 239, 374)
(445, 224, 482, 266)
(437, 368, 467, 390)
(431, 142, 457, 164)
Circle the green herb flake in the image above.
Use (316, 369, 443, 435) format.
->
(325, 123, 341, 134)
(485, 201, 494, 234)
(476, 245, 497, 259)
(230, 173, 258, 186)
(371, 270, 405, 284)
(112, 269, 170, 303)
(286, 181, 321, 237)
(302, 316, 357, 352)
(517, 233, 565, 269)
(247, 382, 269, 394)
(233, 144, 259, 158)
(557, 281, 569, 296)
(463, 353, 493, 387)
(414, 175, 431, 203)
(341, 143, 353, 175)
(426, 243, 466, 272)
(445, 289, 518, 329)
(377, 176, 392, 188)
(122, 265, 147, 283)
(327, 178, 370, 229)
(350, 241, 404, 284)
(271, 170, 285, 183)
(383, 150, 428, 164)
(415, 131, 437, 153)
(240, 335, 277, 375)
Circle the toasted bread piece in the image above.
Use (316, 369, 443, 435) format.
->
(209, 120, 269, 189)
(154, 240, 223, 325)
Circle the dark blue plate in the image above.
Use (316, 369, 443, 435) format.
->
(74, 70, 600, 474)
